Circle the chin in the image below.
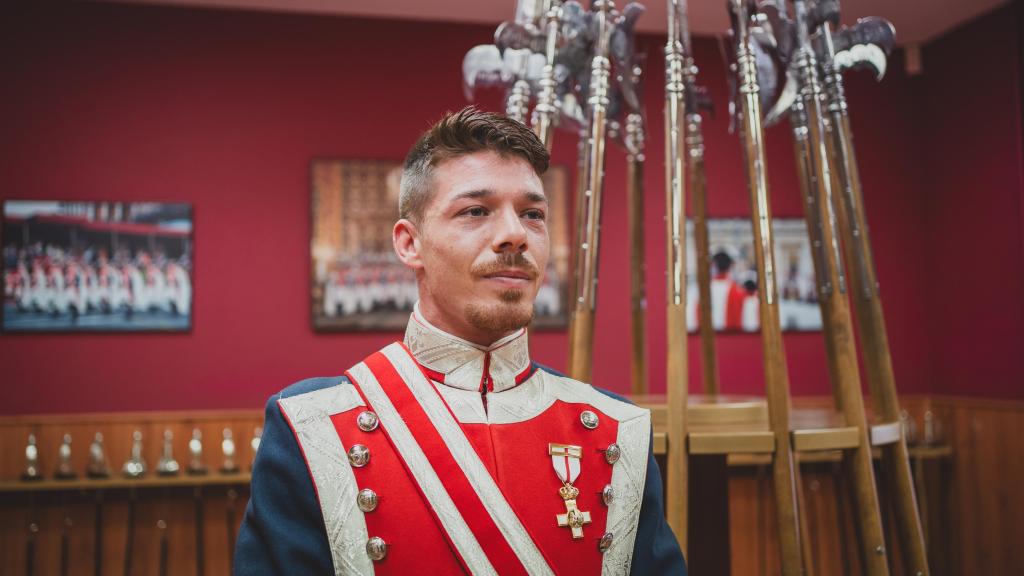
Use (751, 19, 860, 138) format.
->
(465, 298, 535, 335)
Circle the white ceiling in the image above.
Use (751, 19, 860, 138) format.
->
(108, 0, 1007, 45)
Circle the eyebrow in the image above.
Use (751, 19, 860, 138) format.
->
(451, 189, 548, 204)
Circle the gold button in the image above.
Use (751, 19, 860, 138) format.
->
(580, 410, 599, 429)
(601, 484, 614, 506)
(347, 444, 370, 467)
(598, 532, 614, 553)
(604, 443, 621, 464)
(366, 536, 387, 561)
(357, 411, 379, 432)
(357, 488, 378, 512)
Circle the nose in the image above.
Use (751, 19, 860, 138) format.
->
(491, 207, 528, 254)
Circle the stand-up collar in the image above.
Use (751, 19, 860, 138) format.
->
(403, 303, 532, 393)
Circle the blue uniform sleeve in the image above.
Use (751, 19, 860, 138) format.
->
(234, 390, 334, 575)
(629, 433, 688, 575)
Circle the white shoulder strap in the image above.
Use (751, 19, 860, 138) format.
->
(278, 384, 373, 576)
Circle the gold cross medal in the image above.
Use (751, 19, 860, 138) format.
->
(549, 443, 591, 539)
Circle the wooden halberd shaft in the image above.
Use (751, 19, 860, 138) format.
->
(568, 0, 614, 382)
(819, 21, 929, 576)
(663, 0, 690, 550)
(626, 113, 649, 396)
(731, 1, 804, 572)
(684, 59, 719, 397)
(790, 2, 889, 571)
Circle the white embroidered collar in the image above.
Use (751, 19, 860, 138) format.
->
(403, 303, 532, 393)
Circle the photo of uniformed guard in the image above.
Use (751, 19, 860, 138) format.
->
(234, 107, 688, 575)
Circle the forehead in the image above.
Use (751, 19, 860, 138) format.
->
(429, 150, 545, 204)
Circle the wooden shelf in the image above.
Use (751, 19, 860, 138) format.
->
(689, 431, 776, 455)
(726, 444, 954, 467)
(791, 426, 862, 452)
(0, 472, 251, 493)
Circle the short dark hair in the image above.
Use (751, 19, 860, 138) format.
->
(712, 251, 734, 274)
(399, 106, 550, 223)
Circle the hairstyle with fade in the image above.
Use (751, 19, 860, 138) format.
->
(398, 106, 550, 224)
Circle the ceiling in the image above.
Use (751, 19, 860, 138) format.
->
(108, 0, 1007, 46)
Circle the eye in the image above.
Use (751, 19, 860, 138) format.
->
(522, 209, 546, 221)
(460, 206, 489, 217)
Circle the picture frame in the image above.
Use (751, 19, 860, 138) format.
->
(2, 200, 194, 332)
(310, 158, 571, 332)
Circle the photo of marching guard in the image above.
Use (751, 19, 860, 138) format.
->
(2, 0, 1022, 575)
(2, 201, 193, 332)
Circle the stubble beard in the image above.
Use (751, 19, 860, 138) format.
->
(464, 288, 535, 335)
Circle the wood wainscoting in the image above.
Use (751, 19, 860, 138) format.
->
(0, 410, 262, 576)
(0, 396, 1021, 575)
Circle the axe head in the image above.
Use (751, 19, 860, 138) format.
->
(756, 0, 798, 126)
(558, 92, 587, 134)
(610, 2, 646, 116)
(560, 1, 590, 43)
(495, 21, 544, 53)
(758, 0, 794, 65)
(745, 16, 790, 125)
(825, 17, 896, 80)
(808, 0, 840, 31)
(513, 0, 546, 28)
(556, 1, 593, 80)
(463, 44, 507, 101)
(609, 2, 645, 69)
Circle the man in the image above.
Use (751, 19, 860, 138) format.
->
(709, 251, 749, 331)
(235, 107, 687, 575)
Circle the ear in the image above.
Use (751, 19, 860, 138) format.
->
(393, 218, 424, 270)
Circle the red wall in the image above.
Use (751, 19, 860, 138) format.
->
(921, 5, 1024, 398)
(0, 1, 1009, 415)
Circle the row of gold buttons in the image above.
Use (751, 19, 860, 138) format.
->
(581, 409, 617, 553)
(347, 410, 387, 562)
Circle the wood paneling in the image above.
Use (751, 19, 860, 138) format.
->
(712, 396, 1023, 575)
(1, 396, 1021, 574)
(0, 411, 260, 576)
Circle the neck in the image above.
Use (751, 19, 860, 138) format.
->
(416, 298, 517, 348)
(405, 303, 532, 393)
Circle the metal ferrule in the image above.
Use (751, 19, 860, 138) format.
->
(685, 111, 704, 159)
(588, 57, 611, 110)
(587, 0, 613, 112)
(625, 113, 645, 161)
(664, 37, 685, 94)
(681, 55, 705, 160)
(820, 61, 849, 115)
(819, 24, 849, 115)
(531, 1, 562, 145)
(735, 49, 759, 96)
(506, 79, 532, 124)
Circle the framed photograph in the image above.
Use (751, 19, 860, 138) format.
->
(2, 201, 193, 332)
(685, 218, 822, 332)
(310, 159, 571, 332)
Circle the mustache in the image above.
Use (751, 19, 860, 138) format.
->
(471, 253, 540, 279)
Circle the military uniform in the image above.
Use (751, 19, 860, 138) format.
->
(235, 308, 686, 575)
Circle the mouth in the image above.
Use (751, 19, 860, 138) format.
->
(481, 269, 537, 287)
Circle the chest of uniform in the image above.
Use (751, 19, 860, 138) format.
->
(329, 400, 623, 575)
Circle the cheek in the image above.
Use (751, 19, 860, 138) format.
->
(422, 238, 469, 274)
(530, 229, 550, 263)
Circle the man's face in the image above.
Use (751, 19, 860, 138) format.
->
(394, 150, 550, 345)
